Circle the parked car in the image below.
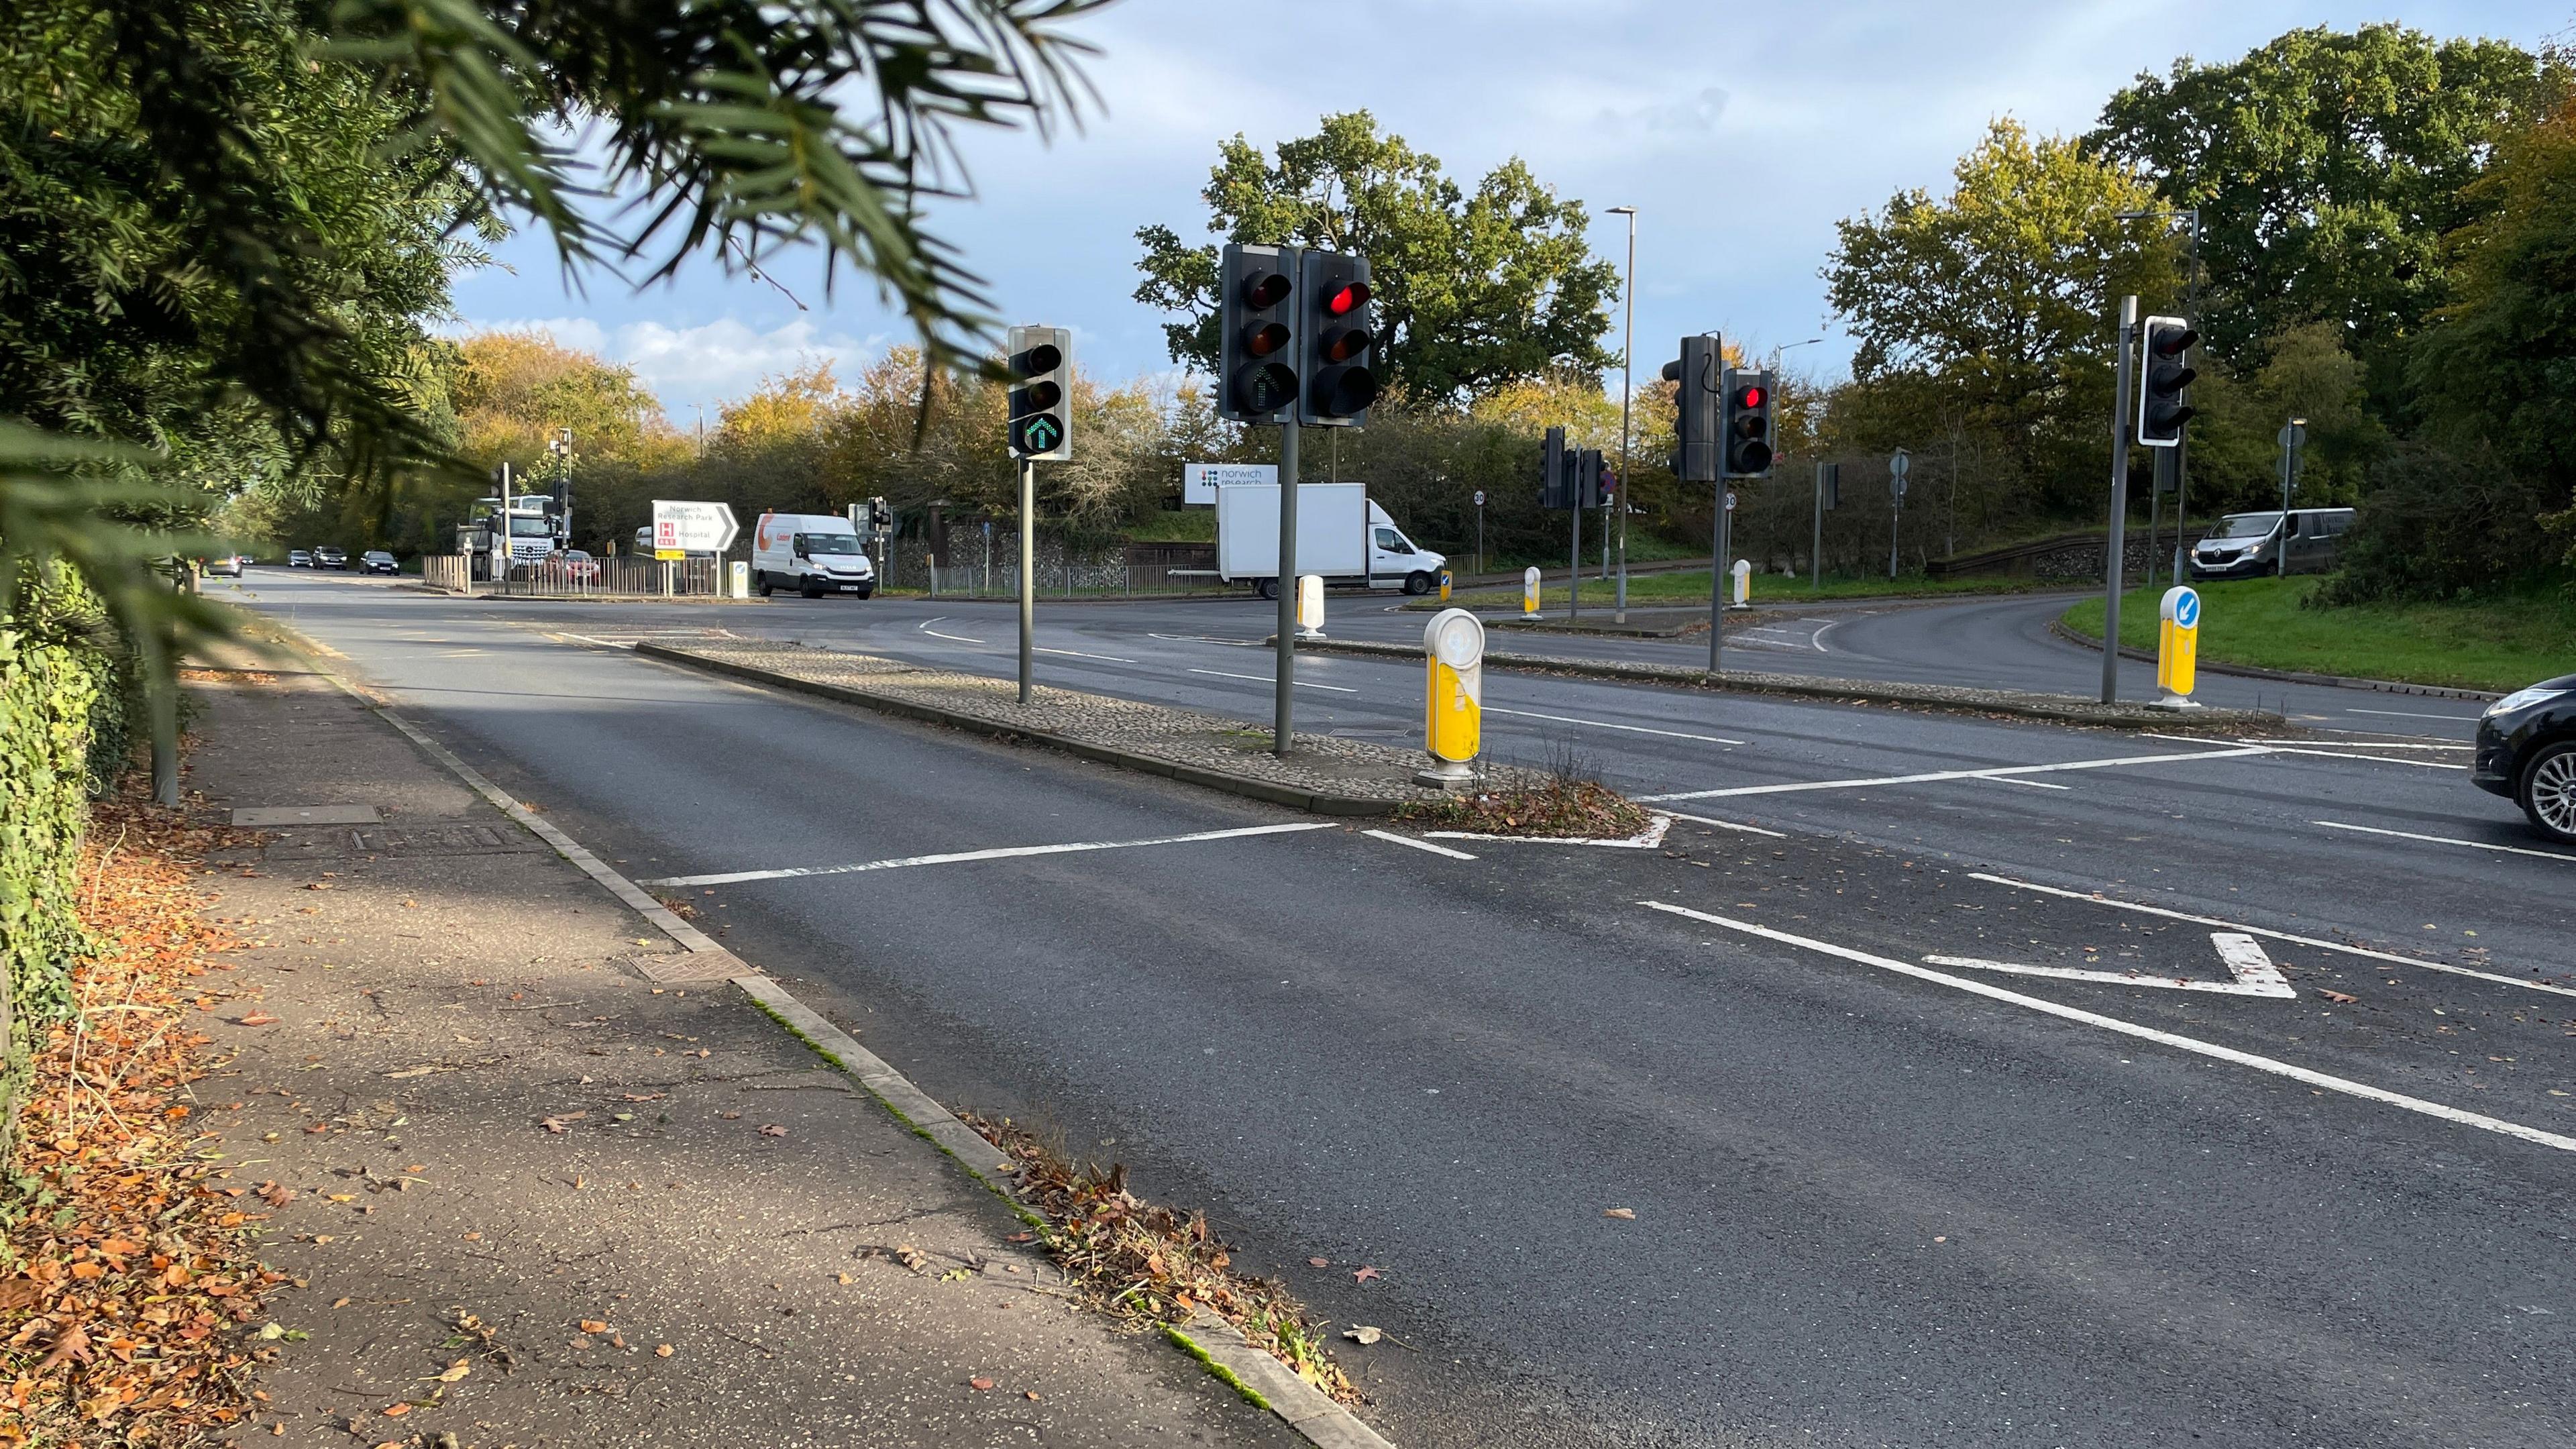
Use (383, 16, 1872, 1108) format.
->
(2189, 508, 2356, 580)
(753, 512, 874, 598)
(2473, 674, 2576, 845)
(314, 545, 349, 570)
(360, 550, 400, 574)
(287, 549, 313, 568)
(545, 549, 600, 582)
(203, 554, 245, 578)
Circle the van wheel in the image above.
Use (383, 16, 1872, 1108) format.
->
(755, 570, 773, 597)
(2520, 741, 2576, 845)
(1254, 578, 1279, 600)
(1403, 571, 1434, 596)
(799, 576, 823, 599)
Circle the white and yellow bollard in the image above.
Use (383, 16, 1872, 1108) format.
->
(1731, 558, 1752, 608)
(1415, 608, 1485, 789)
(1295, 574, 1325, 641)
(1522, 566, 1542, 619)
(1439, 568, 1452, 603)
(2153, 584, 2202, 710)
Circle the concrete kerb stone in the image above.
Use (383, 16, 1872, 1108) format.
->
(243, 620, 1401, 1449)
(1281, 635, 2282, 732)
(2045, 617, 2508, 702)
(632, 642, 1402, 817)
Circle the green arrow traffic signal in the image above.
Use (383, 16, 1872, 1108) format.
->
(1015, 413, 1063, 455)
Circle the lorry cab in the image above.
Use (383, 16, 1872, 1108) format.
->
(753, 512, 875, 599)
(1366, 502, 1447, 594)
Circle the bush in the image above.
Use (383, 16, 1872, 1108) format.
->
(2316, 440, 2573, 604)
(0, 615, 108, 1154)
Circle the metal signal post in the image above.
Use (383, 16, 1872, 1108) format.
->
(2102, 296, 2139, 704)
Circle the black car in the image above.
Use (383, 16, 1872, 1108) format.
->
(2473, 674, 2576, 844)
(314, 545, 349, 570)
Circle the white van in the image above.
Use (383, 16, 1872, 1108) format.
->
(753, 512, 875, 598)
(1216, 487, 1448, 598)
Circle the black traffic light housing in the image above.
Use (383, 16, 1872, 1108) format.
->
(1218, 244, 1299, 423)
(2137, 315, 2196, 447)
(1578, 448, 1606, 509)
(868, 496, 891, 535)
(1298, 250, 1377, 426)
(1007, 324, 1072, 460)
(1541, 426, 1572, 508)
(1662, 335, 1723, 483)
(1723, 369, 1776, 478)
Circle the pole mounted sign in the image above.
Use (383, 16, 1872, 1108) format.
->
(1182, 462, 1276, 506)
(651, 500, 738, 559)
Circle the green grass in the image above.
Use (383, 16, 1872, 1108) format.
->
(1421, 570, 2048, 610)
(2059, 576, 2576, 692)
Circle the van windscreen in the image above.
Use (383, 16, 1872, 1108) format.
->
(798, 533, 861, 555)
(2210, 513, 2282, 539)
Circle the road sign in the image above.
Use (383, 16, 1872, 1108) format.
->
(1473, 490, 1485, 507)
(1890, 448, 1911, 500)
(1723, 490, 1737, 513)
(651, 500, 738, 555)
(1183, 462, 1276, 506)
(2155, 584, 2202, 708)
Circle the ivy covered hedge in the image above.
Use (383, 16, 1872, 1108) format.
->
(0, 610, 110, 1156)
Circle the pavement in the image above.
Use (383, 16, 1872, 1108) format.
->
(180, 655, 1297, 1448)
(211, 569, 2576, 1448)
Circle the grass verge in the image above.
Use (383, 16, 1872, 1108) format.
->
(2060, 576, 2576, 692)
(2, 784, 283, 1441)
(963, 1114, 1357, 1405)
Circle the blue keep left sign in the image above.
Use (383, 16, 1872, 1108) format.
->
(2174, 589, 2200, 629)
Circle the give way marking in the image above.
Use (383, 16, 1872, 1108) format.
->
(1642, 901, 2576, 1154)
(1927, 932, 2295, 997)
(642, 822, 1335, 889)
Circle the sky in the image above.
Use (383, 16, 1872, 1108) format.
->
(451, 1, 2571, 423)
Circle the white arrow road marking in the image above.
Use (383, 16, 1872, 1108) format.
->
(1926, 931, 2295, 997)
(1641, 902, 2576, 1154)
(642, 822, 1336, 888)
(1968, 872, 2576, 1000)
(1428, 814, 1674, 849)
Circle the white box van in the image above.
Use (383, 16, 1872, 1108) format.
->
(1216, 485, 1447, 598)
(753, 512, 875, 598)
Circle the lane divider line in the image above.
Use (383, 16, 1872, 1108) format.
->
(1641, 902, 2576, 1154)
(1362, 828, 1477, 861)
(1661, 810, 1788, 839)
(1480, 704, 1747, 745)
(644, 822, 1338, 888)
(1638, 745, 2272, 802)
(1968, 871, 2576, 1000)
(1188, 667, 1359, 694)
(2313, 818, 2576, 864)
(1036, 646, 1140, 664)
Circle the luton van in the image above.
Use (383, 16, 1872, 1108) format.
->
(752, 512, 875, 598)
(1215, 485, 1448, 598)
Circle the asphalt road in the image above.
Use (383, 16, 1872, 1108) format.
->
(223, 569, 2573, 1448)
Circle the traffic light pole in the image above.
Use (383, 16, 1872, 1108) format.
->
(1569, 491, 1582, 622)
(2102, 296, 2139, 705)
(1017, 458, 1035, 704)
(1273, 413, 1301, 754)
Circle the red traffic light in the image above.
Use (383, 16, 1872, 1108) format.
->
(1324, 281, 1371, 317)
(1737, 385, 1765, 409)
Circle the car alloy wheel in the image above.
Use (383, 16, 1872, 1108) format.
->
(2522, 742, 2576, 844)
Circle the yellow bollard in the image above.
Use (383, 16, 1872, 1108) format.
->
(2153, 584, 2202, 709)
(1439, 569, 1452, 602)
(1416, 608, 1485, 788)
(1521, 566, 1541, 619)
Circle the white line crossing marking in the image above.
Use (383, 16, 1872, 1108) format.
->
(1637, 745, 2270, 802)
(2346, 707, 2482, 722)
(1927, 930, 2296, 997)
(1363, 829, 1477, 861)
(643, 822, 1336, 888)
(1036, 646, 1140, 663)
(1640, 902, 2576, 1154)
(2313, 819, 2576, 864)
(1662, 810, 1788, 838)
(1968, 871, 2576, 1000)
(1429, 814, 1674, 849)
(1188, 667, 1358, 693)
(1480, 706, 1746, 745)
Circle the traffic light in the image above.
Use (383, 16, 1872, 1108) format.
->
(2137, 315, 2196, 448)
(1218, 243, 1299, 423)
(1541, 425, 1572, 508)
(868, 496, 891, 535)
(1578, 448, 1607, 509)
(1007, 324, 1072, 460)
(1298, 250, 1377, 426)
(1661, 335, 1723, 482)
(1723, 369, 1776, 478)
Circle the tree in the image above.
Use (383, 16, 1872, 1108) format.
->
(1133, 111, 1619, 402)
(2091, 24, 2568, 396)
(451, 332, 678, 472)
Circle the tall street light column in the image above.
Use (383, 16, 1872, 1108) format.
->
(1605, 206, 1637, 623)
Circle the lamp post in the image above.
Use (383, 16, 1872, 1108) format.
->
(1605, 206, 1637, 623)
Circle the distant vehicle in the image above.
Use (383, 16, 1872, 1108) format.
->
(460, 498, 557, 577)
(314, 545, 349, 570)
(2474, 674, 2576, 845)
(545, 549, 599, 582)
(360, 550, 399, 574)
(203, 554, 244, 578)
(753, 513, 873, 598)
(287, 549, 313, 568)
(1216, 486, 1446, 598)
(2189, 508, 2356, 580)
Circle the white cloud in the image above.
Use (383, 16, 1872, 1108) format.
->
(449, 315, 888, 413)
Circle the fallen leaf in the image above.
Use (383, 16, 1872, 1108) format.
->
(1307, 1256, 1330, 1268)
(578, 1320, 608, 1334)
(1344, 1325, 1383, 1345)
(256, 1181, 297, 1208)
(380, 1402, 411, 1417)
(757, 1123, 788, 1138)
(237, 1012, 278, 1026)
(655, 1343, 675, 1358)
(1024, 1390, 1041, 1401)
(435, 1360, 471, 1383)
(1603, 1207, 1636, 1220)
(2320, 989, 2357, 1004)
(968, 1376, 996, 1391)
(1352, 1266, 1381, 1283)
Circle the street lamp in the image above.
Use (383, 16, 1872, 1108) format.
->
(1605, 205, 1636, 622)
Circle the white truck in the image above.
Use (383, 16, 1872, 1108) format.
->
(751, 511, 875, 598)
(1215, 483, 1446, 598)
(458, 496, 559, 578)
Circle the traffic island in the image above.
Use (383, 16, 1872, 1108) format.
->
(635, 639, 1546, 814)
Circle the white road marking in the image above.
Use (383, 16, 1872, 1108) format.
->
(1363, 829, 1478, 861)
(1188, 667, 1358, 693)
(642, 822, 1336, 888)
(1968, 872, 2576, 1000)
(2139, 733, 2465, 770)
(2313, 819, 2576, 864)
(2300, 733, 2473, 747)
(2346, 707, 2481, 722)
(1480, 705, 1746, 745)
(916, 618, 990, 646)
(1149, 631, 1260, 648)
(1036, 646, 1139, 663)
(1927, 930, 2296, 997)
(1429, 814, 1674, 849)
(1642, 902, 2576, 1154)
(1976, 774, 2072, 790)
(1638, 745, 2269, 802)
(1662, 810, 1788, 839)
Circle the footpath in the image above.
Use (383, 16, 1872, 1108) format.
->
(180, 659, 1298, 1447)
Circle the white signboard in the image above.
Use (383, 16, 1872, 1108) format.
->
(651, 500, 739, 556)
(1183, 462, 1278, 506)
(1215, 482, 1367, 581)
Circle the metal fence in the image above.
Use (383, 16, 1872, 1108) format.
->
(878, 539, 1226, 598)
(421, 555, 729, 598)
